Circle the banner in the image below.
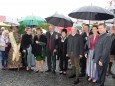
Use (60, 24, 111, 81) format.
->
(9, 32, 20, 61)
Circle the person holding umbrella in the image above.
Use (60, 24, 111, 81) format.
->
(80, 24, 90, 77)
(93, 23, 112, 86)
(67, 26, 84, 85)
(20, 27, 35, 71)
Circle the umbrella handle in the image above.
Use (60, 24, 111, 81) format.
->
(89, 12, 91, 25)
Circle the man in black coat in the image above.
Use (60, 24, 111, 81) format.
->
(107, 26, 115, 75)
(94, 23, 112, 86)
(80, 24, 92, 77)
(46, 25, 59, 73)
(67, 27, 84, 85)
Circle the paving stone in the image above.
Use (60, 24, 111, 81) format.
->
(0, 60, 115, 86)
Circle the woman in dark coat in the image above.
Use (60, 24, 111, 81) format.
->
(32, 28, 46, 72)
(58, 29, 68, 75)
(20, 27, 35, 71)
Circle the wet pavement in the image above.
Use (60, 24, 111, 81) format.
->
(0, 58, 115, 86)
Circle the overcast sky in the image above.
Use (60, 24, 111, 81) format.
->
(0, 0, 110, 18)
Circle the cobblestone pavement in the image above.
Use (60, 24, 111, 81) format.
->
(0, 59, 115, 86)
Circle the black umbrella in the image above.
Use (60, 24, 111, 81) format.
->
(105, 18, 115, 24)
(68, 6, 114, 21)
(45, 13, 73, 28)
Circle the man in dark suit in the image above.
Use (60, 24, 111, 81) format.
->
(46, 25, 58, 73)
(94, 23, 112, 86)
(67, 27, 84, 85)
(80, 24, 93, 77)
(80, 24, 90, 77)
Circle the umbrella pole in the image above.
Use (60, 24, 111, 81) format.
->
(89, 3, 93, 25)
(104, 21, 105, 24)
(32, 20, 33, 28)
(89, 12, 91, 25)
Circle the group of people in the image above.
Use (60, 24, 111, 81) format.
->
(0, 23, 115, 86)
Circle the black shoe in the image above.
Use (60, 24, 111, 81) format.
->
(79, 74, 85, 77)
(30, 69, 34, 71)
(112, 75, 115, 79)
(74, 78, 80, 85)
(63, 71, 67, 75)
(35, 70, 39, 73)
(40, 71, 44, 73)
(69, 74, 76, 78)
(45, 69, 51, 72)
(59, 71, 63, 74)
(52, 70, 56, 74)
(26, 68, 33, 72)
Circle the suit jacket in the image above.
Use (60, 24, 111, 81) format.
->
(67, 34, 84, 57)
(93, 33, 112, 64)
(58, 37, 67, 57)
(81, 32, 92, 43)
(46, 31, 58, 51)
(81, 32, 88, 45)
(32, 35, 46, 56)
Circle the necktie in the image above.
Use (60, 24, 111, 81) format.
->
(49, 34, 52, 50)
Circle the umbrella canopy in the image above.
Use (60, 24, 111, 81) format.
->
(0, 16, 6, 22)
(57, 27, 64, 30)
(65, 27, 72, 32)
(69, 6, 114, 20)
(0, 22, 11, 26)
(73, 23, 82, 30)
(19, 16, 45, 26)
(4, 17, 19, 26)
(105, 18, 115, 24)
(45, 13, 73, 28)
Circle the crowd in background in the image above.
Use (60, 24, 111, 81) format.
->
(0, 23, 115, 86)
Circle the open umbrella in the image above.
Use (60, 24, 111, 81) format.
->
(4, 17, 19, 26)
(69, 6, 114, 23)
(45, 12, 73, 28)
(0, 22, 11, 26)
(19, 16, 45, 26)
(73, 23, 82, 30)
(65, 27, 72, 32)
(105, 18, 115, 24)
